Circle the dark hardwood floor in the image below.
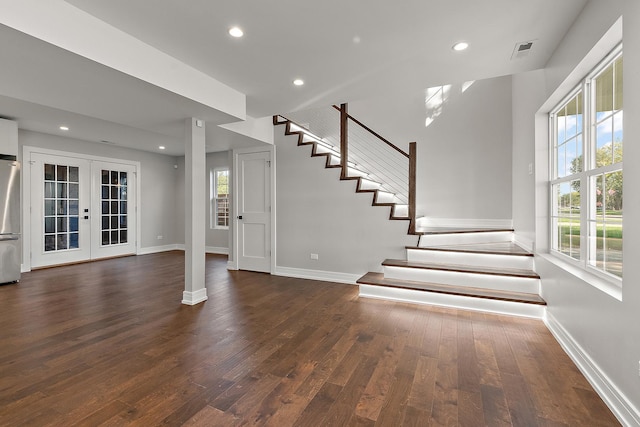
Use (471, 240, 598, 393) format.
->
(0, 252, 619, 426)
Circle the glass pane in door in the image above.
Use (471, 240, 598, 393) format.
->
(43, 164, 80, 251)
(100, 169, 128, 246)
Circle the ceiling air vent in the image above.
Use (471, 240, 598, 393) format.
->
(511, 40, 536, 60)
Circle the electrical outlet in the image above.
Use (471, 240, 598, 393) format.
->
(310, 253, 319, 260)
(638, 360, 640, 377)
(528, 162, 533, 175)
(157, 235, 164, 240)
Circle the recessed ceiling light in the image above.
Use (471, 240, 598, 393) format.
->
(452, 41, 469, 51)
(158, 146, 166, 150)
(59, 126, 69, 131)
(293, 79, 304, 86)
(228, 27, 243, 38)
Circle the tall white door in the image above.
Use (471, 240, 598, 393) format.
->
(30, 153, 92, 267)
(237, 151, 271, 273)
(30, 152, 137, 268)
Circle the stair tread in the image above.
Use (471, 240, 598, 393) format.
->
(357, 272, 546, 305)
(416, 227, 514, 235)
(382, 259, 540, 279)
(407, 242, 532, 257)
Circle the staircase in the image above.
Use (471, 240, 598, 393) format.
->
(357, 228, 545, 318)
(274, 108, 545, 319)
(273, 114, 412, 224)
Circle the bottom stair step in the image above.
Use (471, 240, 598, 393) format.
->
(357, 272, 545, 308)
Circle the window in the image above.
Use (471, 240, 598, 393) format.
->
(550, 46, 623, 281)
(211, 168, 229, 229)
(100, 169, 128, 246)
(43, 163, 80, 251)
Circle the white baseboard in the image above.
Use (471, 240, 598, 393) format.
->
(181, 288, 208, 306)
(513, 234, 535, 252)
(227, 260, 238, 270)
(416, 217, 513, 229)
(274, 266, 359, 285)
(138, 244, 182, 255)
(206, 246, 229, 255)
(140, 244, 229, 255)
(545, 312, 640, 427)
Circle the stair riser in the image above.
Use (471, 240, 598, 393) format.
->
(358, 180, 381, 191)
(359, 285, 544, 319)
(383, 266, 540, 294)
(328, 156, 341, 166)
(394, 205, 409, 217)
(406, 249, 534, 270)
(419, 231, 513, 247)
(375, 192, 396, 204)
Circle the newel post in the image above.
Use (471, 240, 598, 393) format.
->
(409, 142, 417, 234)
(340, 103, 348, 179)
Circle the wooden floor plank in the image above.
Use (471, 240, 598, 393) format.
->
(501, 372, 541, 427)
(376, 346, 420, 426)
(480, 384, 512, 427)
(182, 405, 236, 427)
(73, 399, 134, 427)
(0, 252, 619, 426)
(430, 311, 459, 426)
(457, 311, 481, 394)
(293, 381, 342, 427)
(322, 354, 379, 426)
(458, 390, 485, 427)
(355, 332, 409, 421)
(407, 355, 438, 412)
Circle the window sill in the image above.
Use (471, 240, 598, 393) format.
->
(538, 253, 622, 301)
(213, 226, 229, 231)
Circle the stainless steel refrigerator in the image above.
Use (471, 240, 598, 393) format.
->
(0, 157, 20, 284)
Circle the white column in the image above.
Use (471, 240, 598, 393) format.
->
(182, 118, 207, 305)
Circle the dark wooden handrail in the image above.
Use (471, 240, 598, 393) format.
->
(332, 105, 409, 158)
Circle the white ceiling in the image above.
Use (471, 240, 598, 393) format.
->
(0, 0, 588, 155)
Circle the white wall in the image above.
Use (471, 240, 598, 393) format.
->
(174, 150, 231, 252)
(350, 76, 514, 222)
(512, 0, 640, 423)
(512, 69, 546, 249)
(275, 129, 416, 278)
(19, 130, 180, 250)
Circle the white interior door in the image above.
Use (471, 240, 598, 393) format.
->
(237, 151, 271, 273)
(30, 152, 137, 268)
(30, 153, 91, 267)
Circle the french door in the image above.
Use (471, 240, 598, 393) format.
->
(30, 152, 137, 268)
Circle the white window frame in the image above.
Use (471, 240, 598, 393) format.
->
(211, 168, 229, 230)
(549, 44, 623, 286)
